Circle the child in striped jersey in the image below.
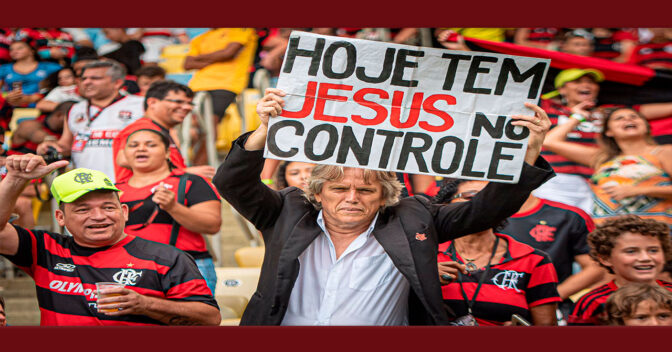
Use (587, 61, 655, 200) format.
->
(606, 282, 672, 326)
(568, 215, 672, 325)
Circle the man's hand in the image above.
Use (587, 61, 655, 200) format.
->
(97, 286, 149, 316)
(36, 140, 64, 155)
(438, 261, 467, 285)
(256, 88, 286, 127)
(152, 182, 177, 211)
(4, 154, 68, 181)
(512, 102, 551, 165)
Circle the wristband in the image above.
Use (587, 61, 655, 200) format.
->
(261, 179, 274, 185)
(570, 113, 587, 123)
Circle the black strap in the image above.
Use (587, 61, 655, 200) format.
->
(448, 236, 500, 315)
(169, 173, 189, 246)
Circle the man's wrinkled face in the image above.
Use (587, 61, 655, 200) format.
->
(79, 67, 121, 100)
(315, 168, 385, 232)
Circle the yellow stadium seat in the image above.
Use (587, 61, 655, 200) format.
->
(9, 108, 40, 131)
(214, 267, 260, 299)
(234, 246, 264, 268)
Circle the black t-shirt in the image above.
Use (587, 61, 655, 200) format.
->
(103, 40, 145, 75)
(499, 198, 595, 283)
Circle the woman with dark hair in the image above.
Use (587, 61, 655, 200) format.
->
(0, 40, 61, 108)
(434, 179, 561, 326)
(543, 106, 672, 225)
(35, 67, 83, 113)
(274, 160, 315, 190)
(115, 129, 222, 295)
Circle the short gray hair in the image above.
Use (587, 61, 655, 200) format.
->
(303, 165, 403, 211)
(81, 60, 126, 81)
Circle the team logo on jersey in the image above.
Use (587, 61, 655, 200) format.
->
(492, 270, 525, 292)
(74, 172, 94, 184)
(529, 221, 557, 242)
(112, 268, 143, 286)
(118, 111, 133, 120)
(54, 263, 76, 272)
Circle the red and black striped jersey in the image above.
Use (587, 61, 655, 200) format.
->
(500, 198, 595, 283)
(568, 279, 672, 325)
(525, 28, 559, 43)
(2, 225, 217, 326)
(116, 170, 220, 259)
(438, 233, 561, 326)
(540, 99, 599, 178)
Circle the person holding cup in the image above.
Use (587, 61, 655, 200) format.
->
(0, 154, 220, 326)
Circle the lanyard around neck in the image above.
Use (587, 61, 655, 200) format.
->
(86, 95, 123, 127)
(447, 236, 500, 314)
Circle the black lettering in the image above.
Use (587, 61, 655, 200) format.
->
(304, 124, 338, 161)
(441, 53, 472, 91)
(505, 119, 530, 140)
(431, 136, 463, 174)
(391, 49, 424, 87)
(464, 55, 498, 94)
(322, 41, 357, 79)
(282, 37, 325, 76)
(461, 139, 485, 177)
(495, 59, 547, 99)
(266, 120, 304, 157)
(487, 142, 522, 181)
(356, 47, 395, 84)
(471, 113, 506, 138)
(337, 126, 375, 165)
(397, 132, 431, 172)
(375, 130, 404, 168)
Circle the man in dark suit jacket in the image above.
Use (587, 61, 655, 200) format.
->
(213, 88, 555, 325)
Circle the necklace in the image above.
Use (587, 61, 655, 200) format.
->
(454, 239, 497, 274)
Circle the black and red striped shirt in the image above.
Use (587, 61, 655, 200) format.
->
(500, 198, 595, 283)
(568, 279, 672, 325)
(438, 233, 561, 326)
(116, 170, 220, 260)
(2, 225, 217, 326)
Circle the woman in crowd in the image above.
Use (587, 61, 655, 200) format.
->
(35, 67, 83, 112)
(115, 129, 221, 294)
(606, 282, 672, 326)
(0, 40, 61, 108)
(273, 160, 315, 190)
(569, 215, 672, 325)
(435, 179, 561, 326)
(543, 106, 672, 225)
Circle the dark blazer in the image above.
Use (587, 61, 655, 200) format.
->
(213, 132, 555, 325)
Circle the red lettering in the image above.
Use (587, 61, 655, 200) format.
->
(281, 81, 318, 118)
(390, 91, 423, 129)
(351, 88, 389, 126)
(314, 83, 353, 123)
(420, 94, 456, 132)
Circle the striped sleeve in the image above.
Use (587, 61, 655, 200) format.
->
(162, 251, 218, 308)
(3, 225, 41, 274)
(524, 250, 561, 307)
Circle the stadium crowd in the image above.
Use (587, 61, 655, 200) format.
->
(0, 27, 671, 326)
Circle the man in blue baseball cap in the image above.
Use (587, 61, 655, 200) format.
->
(0, 153, 220, 326)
